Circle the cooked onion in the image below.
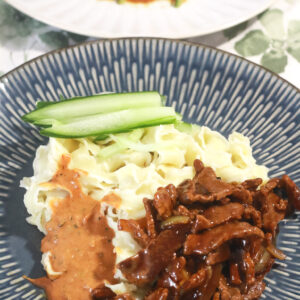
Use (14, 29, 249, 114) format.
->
(266, 244, 286, 260)
(161, 215, 190, 229)
(255, 248, 271, 274)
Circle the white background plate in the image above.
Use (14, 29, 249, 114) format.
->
(5, 0, 275, 38)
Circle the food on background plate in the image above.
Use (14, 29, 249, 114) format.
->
(21, 92, 300, 299)
(116, 0, 184, 7)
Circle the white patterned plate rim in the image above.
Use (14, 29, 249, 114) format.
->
(5, 0, 275, 38)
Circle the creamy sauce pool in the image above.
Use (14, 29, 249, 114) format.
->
(29, 155, 119, 300)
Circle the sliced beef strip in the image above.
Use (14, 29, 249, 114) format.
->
(175, 205, 199, 219)
(232, 188, 253, 205)
(92, 285, 116, 299)
(201, 202, 244, 229)
(200, 264, 223, 300)
(164, 256, 187, 284)
(192, 214, 213, 233)
(191, 202, 245, 233)
(157, 256, 188, 300)
(248, 236, 263, 264)
(157, 256, 187, 298)
(229, 262, 242, 285)
(218, 275, 242, 300)
(182, 264, 223, 300)
(241, 179, 263, 192)
(194, 159, 205, 173)
(118, 225, 189, 286)
(261, 179, 280, 193)
(218, 275, 265, 300)
(243, 206, 262, 228)
(204, 203, 244, 222)
(184, 222, 264, 256)
(251, 178, 288, 236)
(157, 277, 181, 300)
(242, 280, 266, 300)
(181, 267, 208, 292)
(118, 219, 150, 248)
(206, 244, 231, 266)
(213, 292, 221, 300)
(143, 198, 158, 239)
(177, 160, 236, 204)
(259, 192, 287, 236)
(241, 252, 255, 287)
(153, 184, 177, 219)
(114, 160, 299, 300)
(145, 288, 169, 300)
(281, 175, 300, 210)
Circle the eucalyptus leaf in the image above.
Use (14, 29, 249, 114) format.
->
(0, 2, 45, 40)
(235, 30, 270, 57)
(287, 40, 300, 63)
(259, 9, 285, 40)
(288, 20, 300, 42)
(39, 31, 69, 49)
(260, 49, 288, 73)
(67, 32, 89, 43)
(223, 21, 248, 40)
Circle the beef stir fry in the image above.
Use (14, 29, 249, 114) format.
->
(93, 160, 300, 300)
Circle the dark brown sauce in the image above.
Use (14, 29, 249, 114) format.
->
(101, 193, 122, 209)
(28, 155, 118, 300)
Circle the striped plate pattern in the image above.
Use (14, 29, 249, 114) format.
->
(0, 39, 299, 299)
(5, 0, 274, 38)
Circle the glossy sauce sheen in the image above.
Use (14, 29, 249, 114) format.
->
(29, 155, 117, 299)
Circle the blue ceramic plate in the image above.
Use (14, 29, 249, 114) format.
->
(0, 39, 299, 300)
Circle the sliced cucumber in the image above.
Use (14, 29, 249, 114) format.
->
(40, 107, 180, 138)
(36, 101, 55, 109)
(22, 91, 163, 124)
(33, 119, 60, 127)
